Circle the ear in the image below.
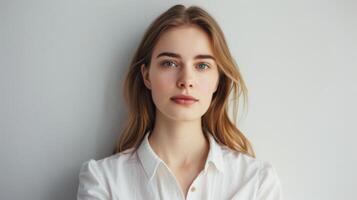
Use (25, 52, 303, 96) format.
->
(141, 64, 151, 90)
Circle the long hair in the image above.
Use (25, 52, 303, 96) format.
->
(114, 4, 255, 158)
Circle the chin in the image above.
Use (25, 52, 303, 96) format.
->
(166, 112, 203, 121)
(156, 105, 204, 121)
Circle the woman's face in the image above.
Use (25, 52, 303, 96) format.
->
(141, 25, 220, 121)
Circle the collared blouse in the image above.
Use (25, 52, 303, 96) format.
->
(77, 131, 283, 200)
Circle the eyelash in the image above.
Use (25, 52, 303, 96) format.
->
(160, 60, 210, 70)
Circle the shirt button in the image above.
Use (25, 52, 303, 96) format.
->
(190, 186, 196, 192)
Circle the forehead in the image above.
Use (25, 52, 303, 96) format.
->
(152, 25, 214, 59)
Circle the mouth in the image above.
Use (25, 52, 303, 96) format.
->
(170, 98, 198, 105)
(170, 93, 199, 105)
(170, 94, 198, 101)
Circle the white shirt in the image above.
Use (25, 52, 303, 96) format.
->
(77, 131, 283, 200)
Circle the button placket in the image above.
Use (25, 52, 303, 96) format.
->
(186, 169, 206, 199)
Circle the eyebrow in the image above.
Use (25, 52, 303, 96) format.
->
(156, 52, 216, 62)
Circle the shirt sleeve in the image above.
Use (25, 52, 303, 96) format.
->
(77, 159, 110, 200)
(256, 160, 283, 200)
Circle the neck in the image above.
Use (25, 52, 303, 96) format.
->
(148, 111, 209, 170)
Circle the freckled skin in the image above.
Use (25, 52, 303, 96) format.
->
(141, 24, 219, 121)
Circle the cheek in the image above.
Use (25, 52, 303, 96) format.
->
(149, 71, 174, 98)
(196, 75, 219, 106)
(197, 76, 218, 94)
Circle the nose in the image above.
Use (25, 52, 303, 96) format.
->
(177, 67, 195, 89)
(178, 80, 193, 88)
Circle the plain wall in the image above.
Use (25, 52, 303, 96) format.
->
(1, 0, 356, 199)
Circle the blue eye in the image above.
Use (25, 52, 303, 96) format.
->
(160, 60, 210, 71)
(197, 63, 210, 70)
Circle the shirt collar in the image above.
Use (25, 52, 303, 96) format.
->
(136, 130, 224, 181)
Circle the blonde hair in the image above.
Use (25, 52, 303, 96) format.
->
(114, 4, 255, 158)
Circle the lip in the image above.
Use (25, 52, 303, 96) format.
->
(170, 94, 198, 105)
(170, 94, 198, 101)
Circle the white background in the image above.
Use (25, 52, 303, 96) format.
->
(1, 0, 356, 199)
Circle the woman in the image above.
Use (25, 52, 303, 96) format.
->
(77, 4, 283, 200)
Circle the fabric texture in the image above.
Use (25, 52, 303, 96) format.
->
(77, 131, 283, 200)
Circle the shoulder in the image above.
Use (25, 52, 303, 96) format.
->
(220, 146, 283, 199)
(221, 145, 279, 170)
(221, 146, 282, 189)
(77, 148, 138, 199)
(221, 146, 282, 200)
(221, 145, 281, 177)
(79, 148, 137, 176)
(220, 145, 262, 171)
(255, 159, 283, 198)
